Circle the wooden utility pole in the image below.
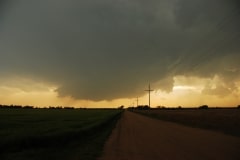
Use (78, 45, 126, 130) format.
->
(145, 84, 154, 107)
(136, 97, 139, 107)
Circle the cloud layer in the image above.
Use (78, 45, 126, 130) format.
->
(0, 0, 239, 101)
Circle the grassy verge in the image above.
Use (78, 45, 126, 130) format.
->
(132, 108, 240, 137)
(0, 109, 123, 160)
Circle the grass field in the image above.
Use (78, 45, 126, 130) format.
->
(133, 108, 240, 137)
(0, 108, 122, 160)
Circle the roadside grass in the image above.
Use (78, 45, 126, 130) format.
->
(0, 109, 122, 160)
(132, 108, 240, 137)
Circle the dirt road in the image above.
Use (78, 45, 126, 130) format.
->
(99, 111, 240, 160)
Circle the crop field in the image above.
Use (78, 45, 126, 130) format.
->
(0, 108, 122, 160)
(133, 108, 240, 137)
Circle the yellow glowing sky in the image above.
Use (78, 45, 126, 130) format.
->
(0, 75, 239, 108)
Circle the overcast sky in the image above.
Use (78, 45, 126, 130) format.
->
(0, 0, 240, 106)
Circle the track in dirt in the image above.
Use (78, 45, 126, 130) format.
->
(99, 111, 240, 160)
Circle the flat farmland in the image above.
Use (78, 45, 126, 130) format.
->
(0, 109, 122, 160)
(133, 108, 240, 137)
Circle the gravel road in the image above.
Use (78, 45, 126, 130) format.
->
(99, 111, 240, 160)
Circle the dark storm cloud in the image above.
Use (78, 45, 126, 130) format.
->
(0, 0, 239, 100)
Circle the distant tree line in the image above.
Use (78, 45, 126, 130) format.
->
(128, 104, 240, 110)
(198, 105, 240, 109)
(128, 105, 151, 110)
(48, 106, 75, 109)
(0, 104, 34, 109)
(0, 104, 75, 109)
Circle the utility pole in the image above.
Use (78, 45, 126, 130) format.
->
(145, 83, 154, 107)
(136, 97, 139, 107)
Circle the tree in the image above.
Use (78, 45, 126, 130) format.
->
(118, 105, 124, 109)
(199, 105, 209, 109)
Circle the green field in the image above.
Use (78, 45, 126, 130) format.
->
(0, 109, 122, 160)
(133, 108, 240, 137)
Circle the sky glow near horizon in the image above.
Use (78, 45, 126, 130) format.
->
(0, 0, 240, 107)
(0, 76, 239, 107)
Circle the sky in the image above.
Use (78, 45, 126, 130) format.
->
(0, 0, 240, 108)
